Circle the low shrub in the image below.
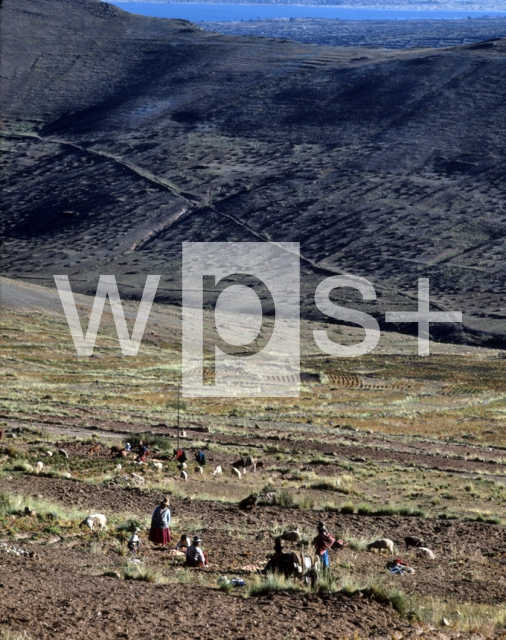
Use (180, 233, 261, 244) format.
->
(245, 573, 303, 597)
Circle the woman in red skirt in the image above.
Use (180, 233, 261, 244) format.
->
(148, 496, 171, 547)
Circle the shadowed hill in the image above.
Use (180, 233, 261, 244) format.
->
(2, 0, 506, 346)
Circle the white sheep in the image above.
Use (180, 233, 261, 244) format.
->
(195, 466, 203, 474)
(59, 448, 69, 459)
(62, 472, 71, 479)
(35, 461, 44, 474)
(153, 462, 163, 472)
(212, 466, 222, 477)
(114, 464, 122, 473)
(180, 470, 188, 481)
(178, 462, 187, 470)
(416, 547, 436, 560)
(231, 467, 242, 479)
(80, 514, 107, 532)
(367, 538, 394, 555)
(46, 451, 53, 457)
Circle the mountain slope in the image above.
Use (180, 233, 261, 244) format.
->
(2, 0, 506, 345)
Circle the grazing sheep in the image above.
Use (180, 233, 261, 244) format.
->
(153, 462, 163, 472)
(367, 538, 394, 555)
(35, 461, 44, 474)
(195, 466, 203, 475)
(46, 451, 53, 457)
(114, 464, 122, 473)
(58, 448, 69, 459)
(416, 547, 436, 560)
(180, 470, 188, 481)
(212, 466, 222, 477)
(25, 464, 34, 473)
(80, 514, 107, 532)
(238, 494, 258, 510)
(178, 462, 187, 471)
(62, 472, 71, 479)
(231, 467, 242, 479)
(405, 535, 424, 549)
(279, 527, 302, 543)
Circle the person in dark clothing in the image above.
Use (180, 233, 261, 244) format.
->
(194, 450, 206, 466)
(136, 440, 149, 462)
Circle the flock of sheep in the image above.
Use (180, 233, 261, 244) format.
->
(35, 445, 438, 567)
(144, 454, 261, 482)
(366, 536, 436, 559)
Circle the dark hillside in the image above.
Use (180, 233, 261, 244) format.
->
(2, 0, 506, 345)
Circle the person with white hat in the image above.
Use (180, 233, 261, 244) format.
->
(185, 536, 209, 568)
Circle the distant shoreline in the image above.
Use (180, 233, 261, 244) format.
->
(109, 2, 506, 23)
(108, 0, 506, 13)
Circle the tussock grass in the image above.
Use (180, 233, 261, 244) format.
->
(0, 630, 33, 640)
(0, 492, 86, 522)
(245, 573, 304, 597)
(121, 564, 167, 584)
(409, 597, 506, 635)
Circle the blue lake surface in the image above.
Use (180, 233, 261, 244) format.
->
(110, 2, 506, 22)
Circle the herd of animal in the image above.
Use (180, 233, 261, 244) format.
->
(22, 439, 438, 584)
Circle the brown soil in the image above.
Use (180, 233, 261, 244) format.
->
(2, 474, 505, 611)
(0, 546, 401, 640)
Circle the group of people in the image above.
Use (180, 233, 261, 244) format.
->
(128, 443, 334, 575)
(128, 493, 209, 568)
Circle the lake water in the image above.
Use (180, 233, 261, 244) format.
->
(110, 2, 506, 22)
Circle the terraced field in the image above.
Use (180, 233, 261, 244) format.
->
(1, 278, 505, 638)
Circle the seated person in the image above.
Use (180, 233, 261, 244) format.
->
(136, 441, 149, 462)
(185, 536, 208, 568)
(176, 533, 191, 551)
(127, 527, 141, 554)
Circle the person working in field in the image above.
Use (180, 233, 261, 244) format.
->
(185, 536, 208, 568)
(174, 448, 187, 463)
(128, 527, 142, 554)
(136, 440, 149, 462)
(194, 450, 206, 466)
(262, 537, 285, 574)
(176, 533, 191, 551)
(148, 497, 171, 547)
(313, 521, 335, 571)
